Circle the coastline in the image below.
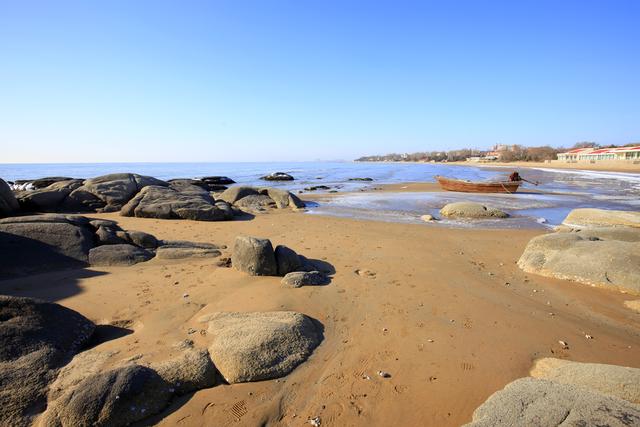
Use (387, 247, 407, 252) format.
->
(450, 160, 640, 174)
(1, 185, 638, 426)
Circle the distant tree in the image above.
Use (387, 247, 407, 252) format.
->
(572, 141, 599, 149)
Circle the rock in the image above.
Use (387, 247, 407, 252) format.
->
(40, 364, 172, 427)
(88, 244, 154, 266)
(74, 173, 168, 211)
(262, 187, 305, 209)
(556, 226, 640, 242)
(156, 246, 221, 259)
(159, 240, 222, 250)
(0, 296, 95, 426)
(96, 225, 128, 245)
(440, 202, 508, 219)
(281, 271, 329, 288)
(563, 208, 640, 228)
(348, 177, 373, 181)
(89, 219, 118, 229)
(153, 349, 218, 395)
(420, 214, 437, 222)
(14, 177, 75, 190)
(0, 216, 94, 277)
(274, 245, 302, 275)
(167, 178, 228, 192)
(125, 230, 158, 249)
(17, 180, 84, 212)
(517, 232, 640, 294)
(201, 176, 235, 185)
(530, 358, 640, 404)
(121, 184, 233, 221)
(217, 186, 260, 204)
(232, 235, 278, 276)
(47, 350, 116, 401)
(201, 311, 322, 383)
(260, 172, 294, 181)
(463, 377, 640, 427)
(234, 194, 277, 212)
(304, 185, 331, 191)
(0, 178, 20, 217)
(61, 187, 106, 212)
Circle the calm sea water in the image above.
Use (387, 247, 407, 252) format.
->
(1, 161, 638, 228)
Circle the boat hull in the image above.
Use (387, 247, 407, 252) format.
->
(435, 176, 521, 193)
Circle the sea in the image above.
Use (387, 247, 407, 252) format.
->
(1, 161, 639, 229)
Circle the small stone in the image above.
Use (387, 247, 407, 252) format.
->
(377, 370, 391, 378)
(309, 416, 321, 426)
(585, 334, 593, 339)
(558, 340, 569, 349)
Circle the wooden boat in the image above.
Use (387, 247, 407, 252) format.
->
(435, 176, 521, 193)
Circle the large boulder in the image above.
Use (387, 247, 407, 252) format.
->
(217, 186, 260, 204)
(76, 173, 168, 211)
(517, 232, 640, 294)
(563, 208, 640, 228)
(88, 244, 154, 266)
(0, 215, 95, 277)
(440, 202, 508, 219)
(121, 184, 233, 221)
(530, 358, 640, 404)
(233, 194, 276, 211)
(40, 364, 172, 427)
(232, 236, 278, 276)
(463, 377, 640, 426)
(260, 172, 294, 181)
(0, 296, 95, 427)
(200, 176, 235, 185)
(0, 178, 20, 217)
(13, 177, 75, 190)
(201, 311, 322, 383)
(262, 187, 305, 209)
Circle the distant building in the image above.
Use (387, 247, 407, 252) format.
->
(557, 146, 640, 162)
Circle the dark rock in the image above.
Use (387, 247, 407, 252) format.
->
(13, 177, 76, 190)
(88, 244, 154, 266)
(304, 185, 331, 191)
(200, 176, 235, 185)
(77, 173, 168, 211)
(262, 187, 305, 209)
(232, 235, 277, 276)
(156, 246, 221, 259)
(274, 245, 302, 275)
(153, 349, 218, 395)
(260, 172, 294, 181)
(0, 216, 95, 277)
(96, 225, 128, 245)
(41, 364, 172, 427)
(0, 178, 20, 217)
(348, 177, 374, 181)
(281, 271, 329, 288)
(17, 180, 84, 212)
(125, 230, 158, 249)
(61, 188, 106, 212)
(159, 240, 222, 250)
(234, 194, 276, 211)
(167, 178, 228, 192)
(0, 296, 95, 427)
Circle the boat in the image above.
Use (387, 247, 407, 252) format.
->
(435, 176, 521, 193)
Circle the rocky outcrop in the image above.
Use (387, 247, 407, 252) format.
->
(88, 244, 155, 266)
(120, 183, 234, 221)
(530, 358, 640, 404)
(0, 215, 95, 276)
(517, 231, 640, 294)
(12, 177, 75, 190)
(17, 179, 84, 212)
(80, 173, 168, 211)
(201, 311, 322, 383)
(260, 172, 294, 181)
(218, 186, 304, 212)
(153, 348, 219, 395)
(348, 177, 373, 181)
(563, 208, 640, 228)
(0, 178, 20, 217)
(232, 236, 278, 276)
(0, 296, 95, 427)
(281, 271, 329, 288)
(440, 202, 508, 219)
(464, 377, 640, 427)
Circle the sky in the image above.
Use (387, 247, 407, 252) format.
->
(1, 0, 639, 163)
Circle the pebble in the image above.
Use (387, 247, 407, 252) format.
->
(559, 340, 569, 349)
(378, 370, 391, 378)
(182, 293, 189, 298)
(309, 416, 321, 426)
(585, 334, 593, 339)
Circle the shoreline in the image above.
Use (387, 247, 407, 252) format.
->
(449, 160, 640, 174)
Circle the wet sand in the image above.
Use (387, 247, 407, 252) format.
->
(1, 204, 639, 426)
(450, 160, 640, 174)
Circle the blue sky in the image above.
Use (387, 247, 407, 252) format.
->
(1, 0, 638, 162)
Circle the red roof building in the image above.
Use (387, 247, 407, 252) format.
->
(557, 146, 640, 162)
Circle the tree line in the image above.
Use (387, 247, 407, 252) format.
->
(355, 142, 638, 163)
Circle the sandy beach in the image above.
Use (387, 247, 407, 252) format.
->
(2, 193, 638, 426)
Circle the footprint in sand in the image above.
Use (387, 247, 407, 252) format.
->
(461, 362, 475, 371)
(227, 400, 248, 423)
(355, 269, 376, 278)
